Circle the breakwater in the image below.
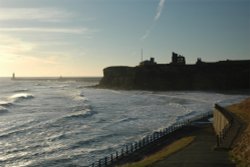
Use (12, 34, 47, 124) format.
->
(86, 111, 212, 167)
(213, 104, 243, 149)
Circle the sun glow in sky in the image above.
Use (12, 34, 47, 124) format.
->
(0, 0, 249, 77)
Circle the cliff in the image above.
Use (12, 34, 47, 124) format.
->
(98, 60, 250, 90)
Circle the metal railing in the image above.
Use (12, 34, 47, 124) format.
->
(86, 111, 212, 167)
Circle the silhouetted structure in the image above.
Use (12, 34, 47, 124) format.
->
(196, 58, 203, 65)
(139, 57, 157, 66)
(171, 52, 185, 65)
(98, 53, 250, 90)
(12, 73, 15, 80)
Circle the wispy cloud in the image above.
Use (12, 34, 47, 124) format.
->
(0, 34, 69, 66)
(0, 27, 91, 34)
(0, 8, 72, 22)
(0, 7, 97, 35)
(141, 25, 154, 40)
(0, 4, 99, 76)
(141, 0, 166, 40)
(0, 34, 34, 56)
(155, 0, 166, 21)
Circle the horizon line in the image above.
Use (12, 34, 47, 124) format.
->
(0, 76, 103, 78)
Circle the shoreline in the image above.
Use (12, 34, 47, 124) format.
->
(96, 98, 250, 167)
(119, 98, 250, 167)
(93, 85, 250, 95)
(87, 113, 213, 167)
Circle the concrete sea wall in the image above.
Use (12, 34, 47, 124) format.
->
(213, 104, 243, 149)
(213, 106, 230, 136)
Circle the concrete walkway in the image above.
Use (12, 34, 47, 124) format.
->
(151, 123, 235, 167)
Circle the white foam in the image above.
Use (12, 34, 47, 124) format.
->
(64, 109, 95, 120)
(0, 100, 13, 107)
(9, 93, 34, 102)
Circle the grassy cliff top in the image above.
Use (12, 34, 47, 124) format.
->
(228, 98, 250, 167)
(228, 98, 250, 122)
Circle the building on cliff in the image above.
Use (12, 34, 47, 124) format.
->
(139, 52, 186, 66)
(139, 57, 157, 66)
(171, 52, 186, 65)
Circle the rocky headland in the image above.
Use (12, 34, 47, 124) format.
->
(98, 53, 250, 91)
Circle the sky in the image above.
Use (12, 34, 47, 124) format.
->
(0, 0, 249, 77)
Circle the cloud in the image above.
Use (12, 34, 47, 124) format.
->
(155, 0, 166, 21)
(141, 25, 154, 40)
(0, 7, 72, 22)
(141, 0, 166, 40)
(0, 7, 97, 35)
(141, 30, 151, 41)
(0, 34, 34, 56)
(0, 27, 91, 34)
(0, 34, 69, 67)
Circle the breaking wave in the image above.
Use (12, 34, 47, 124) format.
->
(63, 109, 96, 120)
(0, 101, 13, 107)
(9, 93, 34, 102)
(73, 92, 88, 101)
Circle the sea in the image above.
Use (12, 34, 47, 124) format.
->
(0, 77, 248, 167)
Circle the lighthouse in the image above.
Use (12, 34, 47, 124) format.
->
(12, 73, 15, 80)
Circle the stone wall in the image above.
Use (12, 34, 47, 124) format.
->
(213, 107, 230, 136)
(212, 104, 243, 149)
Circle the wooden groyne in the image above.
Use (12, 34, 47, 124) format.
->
(213, 104, 243, 149)
(86, 111, 212, 167)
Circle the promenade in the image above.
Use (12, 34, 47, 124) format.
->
(151, 122, 235, 167)
(89, 99, 250, 167)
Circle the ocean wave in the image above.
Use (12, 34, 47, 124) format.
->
(4, 143, 47, 155)
(70, 139, 97, 149)
(0, 128, 25, 139)
(29, 144, 117, 167)
(9, 93, 34, 102)
(70, 133, 120, 151)
(71, 104, 90, 112)
(168, 102, 184, 108)
(113, 117, 138, 124)
(0, 120, 38, 138)
(27, 156, 75, 167)
(77, 86, 85, 89)
(0, 119, 37, 137)
(64, 109, 96, 120)
(1, 143, 49, 167)
(13, 89, 29, 93)
(0, 106, 8, 113)
(0, 100, 13, 107)
(49, 84, 69, 89)
(80, 92, 85, 97)
(48, 133, 68, 142)
(175, 111, 198, 122)
(74, 93, 88, 101)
